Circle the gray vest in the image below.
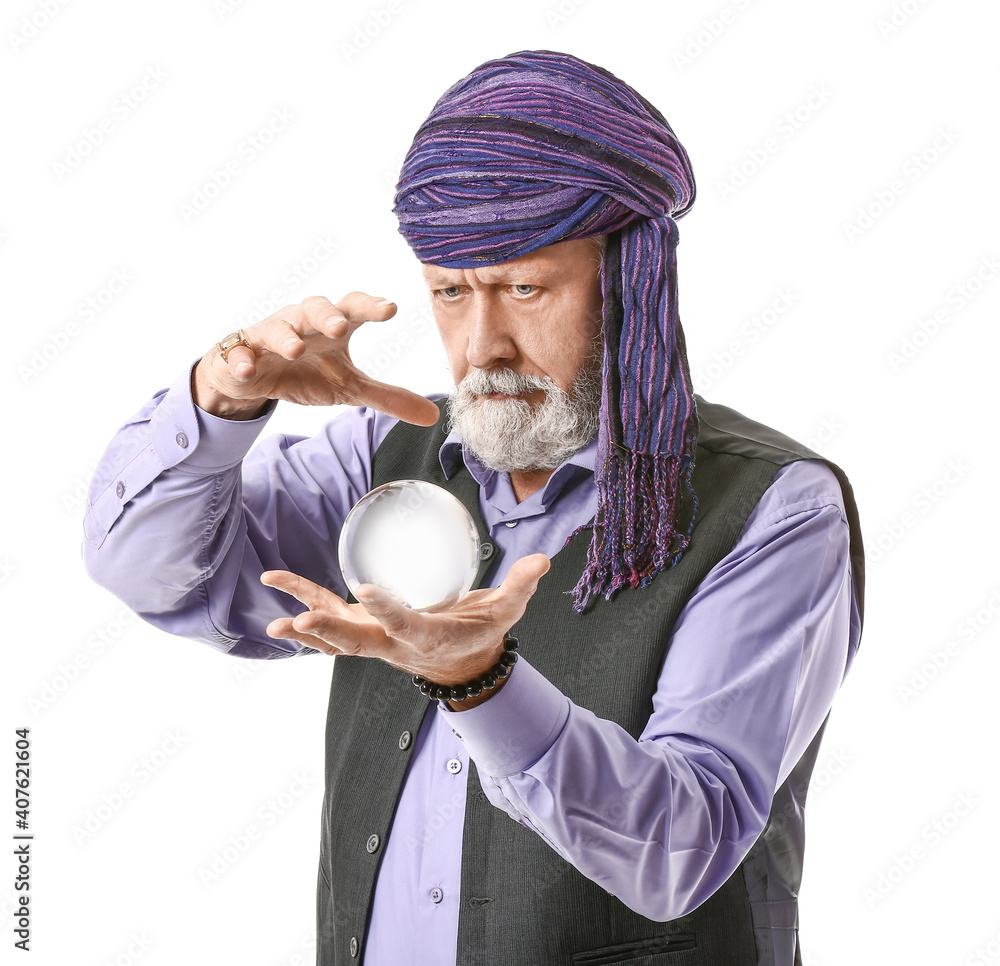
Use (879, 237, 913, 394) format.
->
(315, 396, 864, 966)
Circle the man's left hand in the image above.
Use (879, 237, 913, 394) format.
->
(260, 553, 550, 704)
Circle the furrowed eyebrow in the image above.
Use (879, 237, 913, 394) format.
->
(478, 264, 558, 284)
(422, 271, 463, 287)
(422, 262, 562, 287)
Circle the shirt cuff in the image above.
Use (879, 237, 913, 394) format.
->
(444, 657, 570, 778)
(155, 360, 277, 473)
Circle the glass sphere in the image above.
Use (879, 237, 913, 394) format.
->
(338, 480, 481, 612)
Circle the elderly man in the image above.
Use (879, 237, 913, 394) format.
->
(84, 51, 863, 966)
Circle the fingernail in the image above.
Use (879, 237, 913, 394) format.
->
(375, 298, 394, 308)
(355, 593, 374, 604)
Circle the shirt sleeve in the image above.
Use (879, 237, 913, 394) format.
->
(446, 459, 860, 921)
(82, 361, 421, 659)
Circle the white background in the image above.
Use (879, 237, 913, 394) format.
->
(3, 0, 999, 964)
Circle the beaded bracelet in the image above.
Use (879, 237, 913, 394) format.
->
(412, 635, 519, 702)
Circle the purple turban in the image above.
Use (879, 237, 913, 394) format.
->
(393, 50, 699, 613)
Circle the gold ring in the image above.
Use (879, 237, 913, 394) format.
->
(216, 329, 253, 362)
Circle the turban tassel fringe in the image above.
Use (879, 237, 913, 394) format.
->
(568, 217, 700, 612)
(568, 448, 699, 612)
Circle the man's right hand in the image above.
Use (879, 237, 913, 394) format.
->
(192, 292, 442, 425)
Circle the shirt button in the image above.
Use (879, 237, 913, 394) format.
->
(429, 887, 444, 904)
(366, 834, 380, 853)
(504, 520, 518, 527)
(350, 936, 359, 958)
(175, 431, 189, 449)
(446, 758, 462, 775)
(398, 730, 412, 751)
(115, 481, 126, 499)
(479, 543, 494, 560)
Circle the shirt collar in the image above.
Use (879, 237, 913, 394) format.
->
(438, 429, 598, 508)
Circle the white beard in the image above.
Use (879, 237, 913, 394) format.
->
(445, 345, 603, 472)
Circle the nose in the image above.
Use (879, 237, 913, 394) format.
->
(465, 293, 517, 372)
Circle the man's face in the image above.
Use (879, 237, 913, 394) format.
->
(422, 237, 604, 400)
(422, 238, 606, 472)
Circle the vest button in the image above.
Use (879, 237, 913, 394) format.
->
(479, 543, 494, 560)
(398, 730, 412, 751)
(350, 936, 359, 958)
(366, 833, 381, 854)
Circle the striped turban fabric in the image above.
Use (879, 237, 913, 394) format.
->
(393, 49, 699, 613)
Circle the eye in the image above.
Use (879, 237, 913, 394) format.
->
(438, 285, 463, 299)
(512, 284, 536, 296)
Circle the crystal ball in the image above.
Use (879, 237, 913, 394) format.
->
(338, 480, 481, 612)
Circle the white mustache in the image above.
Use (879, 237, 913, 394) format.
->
(460, 368, 555, 397)
(447, 356, 601, 472)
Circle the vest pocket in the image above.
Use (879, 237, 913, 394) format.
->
(571, 933, 697, 964)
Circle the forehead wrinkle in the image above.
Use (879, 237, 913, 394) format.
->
(477, 260, 560, 284)
(422, 266, 461, 286)
(422, 258, 564, 287)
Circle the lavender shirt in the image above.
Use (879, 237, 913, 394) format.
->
(83, 363, 861, 966)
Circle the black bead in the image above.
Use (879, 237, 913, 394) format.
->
(410, 633, 522, 701)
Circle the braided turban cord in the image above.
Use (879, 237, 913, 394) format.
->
(393, 50, 699, 612)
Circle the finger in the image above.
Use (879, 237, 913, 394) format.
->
(350, 371, 443, 427)
(266, 617, 339, 655)
(334, 291, 398, 325)
(250, 301, 340, 350)
(291, 608, 397, 661)
(293, 295, 350, 340)
(308, 291, 398, 343)
(216, 341, 257, 382)
(256, 318, 308, 361)
(297, 293, 439, 426)
(352, 583, 416, 639)
(296, 293, 394, 342)
(260, 570, 346, 613)
(493, 553, 551, 620)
